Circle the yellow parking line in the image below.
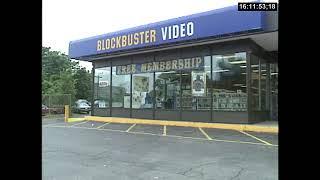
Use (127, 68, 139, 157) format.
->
(166, 134, 208, 140)
(163, 125, 167, 136)
(213, 138, 277, 147)
(96, 122, 110, 129)
(129, 131, 161, 136)
(98, 128, 125, 133)
(238, 130, 273, 146)
(67, 126, 97, 130)
(199, 127, 213, 140)
(126, 124, 136, 132)
(70, 121, 88, 127)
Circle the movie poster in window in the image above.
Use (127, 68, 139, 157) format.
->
(133, 76, 149, 92)
(191, 71, 206, 96)
(123, 96, 130, 108)
(132, 92, 143, 108)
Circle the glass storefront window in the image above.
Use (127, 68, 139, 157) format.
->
(212, 52, 247, 111)
(132, 73, 154, 109)
(250, 55, 269, 111)
(250, 55, 260, 110)
(270, 63, 278, 120)
(94, 67, 111, 109)
(179, 56, 211, 110)
(111, 67, 131, 108)
(155, 71, 180, 110)
(260, 60, 267, 110)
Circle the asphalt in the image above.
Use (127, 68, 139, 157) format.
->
(42, 119, 278, 180)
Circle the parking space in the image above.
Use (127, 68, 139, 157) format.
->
(43, 120, 278, 180)
(202, 128, 262, 143)
(43, 120, 278, 147)
(244, 131, 278, 145)
(166, 126, 206, 139)
(130, 124, 164, 135)
(101, 123, 133, 131)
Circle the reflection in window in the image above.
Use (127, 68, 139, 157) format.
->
(94, 67, 111, 109)
(212, 52, 247, 111)
(112, 67, 131, 108)
(155, 71, 180, 110)
(132, 73, 154, 109)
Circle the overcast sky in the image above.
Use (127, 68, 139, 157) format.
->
(42, 0, 277, 70)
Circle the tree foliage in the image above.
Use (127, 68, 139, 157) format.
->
(42, 47, 92, 102)
(74, 67, 92, 100)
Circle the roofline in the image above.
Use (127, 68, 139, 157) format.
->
(73, 30, 277, 62)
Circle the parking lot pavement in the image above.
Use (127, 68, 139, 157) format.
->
(43, 123, 278, 180)
(74, 121, 106, 128)
(130, 124, 164, 135)
(42, 119, 89, 127)
(244, 131, 278, 145)
(166, 126, 206, 139)
(101, 122, 133, 131)
(202, 128, 262, 143)
(42, 118, 64, 125)
(43, 120, 278, 146)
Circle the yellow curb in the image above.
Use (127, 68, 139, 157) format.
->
(243, 125, 278, 133)
(84, 116, 278, 134)
(67, 118, 85, 123)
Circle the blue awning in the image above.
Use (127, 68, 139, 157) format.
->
(69, 5, 267, 59)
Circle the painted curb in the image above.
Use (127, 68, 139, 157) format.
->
(83, 116, 278, 134)
(68, 118, 85, 123)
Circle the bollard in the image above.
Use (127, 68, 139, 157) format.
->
(64, 105, 69, 123)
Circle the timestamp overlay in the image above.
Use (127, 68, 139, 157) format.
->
(238, 2, 278, 11)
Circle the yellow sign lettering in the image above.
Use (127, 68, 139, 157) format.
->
(122, 35, 127, 47)
(97, 40, 101, 51)
(150, 30, 156, 42)
(134, 33, 139, 45)
(116, 36, 121, 48)
(105, 39, 110, 49)
(111, 38, 116, 48)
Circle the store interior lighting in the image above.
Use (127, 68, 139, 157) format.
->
(212, 69, 230, 73)
(215, 55, 236, 59)
(240, 65, 259, 68)
(229, 60, 246, 64)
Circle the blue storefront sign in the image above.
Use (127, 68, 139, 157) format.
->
(69, 5, 265, 59)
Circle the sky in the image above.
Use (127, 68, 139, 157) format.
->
(42, 0, 277, 71)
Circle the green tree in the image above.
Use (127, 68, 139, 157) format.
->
(58, 71, 77, 100)
(42, 47, 74, 81)
(42, 46, 92, 102)
(73, 67, 92, 100)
